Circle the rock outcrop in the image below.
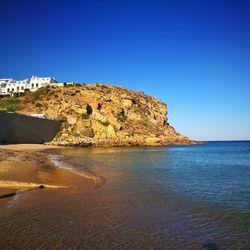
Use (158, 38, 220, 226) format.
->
(18, 84, 196, 147)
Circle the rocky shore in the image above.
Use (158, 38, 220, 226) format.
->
(18, 84, 197, 147)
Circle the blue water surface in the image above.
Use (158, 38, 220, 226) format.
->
(158, 141, 250, 212)
(47, 141, 250, 249)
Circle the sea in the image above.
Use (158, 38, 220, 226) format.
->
(47, 141, 250, 249)
(1, 141, 250, 249)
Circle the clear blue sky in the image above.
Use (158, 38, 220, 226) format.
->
(1, 0, 249, 140)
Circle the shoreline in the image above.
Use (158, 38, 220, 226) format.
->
(0, 144, 96, 203)
(0, 142, 199, 203)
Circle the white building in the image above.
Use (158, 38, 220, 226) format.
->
(29, 76, 57, 90)
(0, 76, 58, 96)
(0, 79, 12, 94)
(0, 78, 26, 95)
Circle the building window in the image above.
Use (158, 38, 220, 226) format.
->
(17, 87, 20, 91)
(7, 88, 10, 92)
(36, 83, 39, 87)
(21, 86, 24, 90)
(32, 84, 34, 88)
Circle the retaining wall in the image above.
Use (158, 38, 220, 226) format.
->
(0, 111, 61, 144)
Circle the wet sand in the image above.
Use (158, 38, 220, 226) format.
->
(0, 145, 103, 249)
(0, 143, 62, 152)
(0, 144, 95, 203)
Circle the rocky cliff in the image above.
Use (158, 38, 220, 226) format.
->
(18, 84, 195, 147)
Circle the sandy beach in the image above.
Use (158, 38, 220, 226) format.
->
(0, 144, 95, 203)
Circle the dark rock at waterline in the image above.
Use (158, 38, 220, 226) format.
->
(0, 192, 16, 199)
(203, 242, 219, 250)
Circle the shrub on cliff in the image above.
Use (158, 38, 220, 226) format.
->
(0, 97, 22, 112)
(35, 102, 43, 108)
(98, 120, 110, 126)
(32, 86, 50, 101)
(48, 90, 55, 96)
(82, 113, 89, 119)
(117, 110, 127, 122)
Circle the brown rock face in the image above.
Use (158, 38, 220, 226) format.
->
(19, 84, 196, 147)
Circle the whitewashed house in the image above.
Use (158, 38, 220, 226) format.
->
(0, 78, 27, 95)
(0, 76, 59, 96)
(29, 76, 58, 90)
(0, 79, 12, 95)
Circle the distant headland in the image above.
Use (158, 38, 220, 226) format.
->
(0, 77, 197, 147)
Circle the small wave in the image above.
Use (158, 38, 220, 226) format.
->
(49, 154, 73, 170)
(49, 154, 105, 188)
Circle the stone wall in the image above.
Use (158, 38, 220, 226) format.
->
(0, 111, 61, 144)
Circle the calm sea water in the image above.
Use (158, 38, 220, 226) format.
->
(47, 141, 250, 249)
(0, 141, 249, 249)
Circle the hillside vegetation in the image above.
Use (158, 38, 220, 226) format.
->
(0, 97, 22, 112)
(18, 84, 195, 146)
